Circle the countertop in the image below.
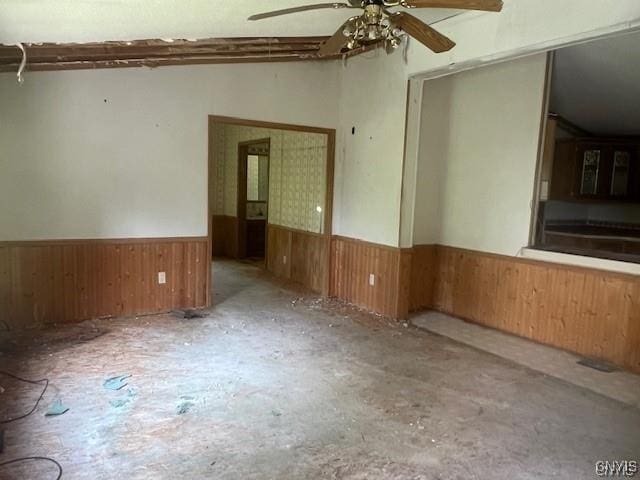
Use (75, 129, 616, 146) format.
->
(545, 225, 640, 243)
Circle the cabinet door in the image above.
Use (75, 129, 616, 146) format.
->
(610, 149, 631, 198)
(578, 148, 601, 196)
(634, 148, 640, 201)
(550, 141, 577, 200)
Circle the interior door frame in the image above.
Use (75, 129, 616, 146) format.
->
(528, 52, 554, 248)
(207, 115, 336, 303)
(237, 138, 271, 263)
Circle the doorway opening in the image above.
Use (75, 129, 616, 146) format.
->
(238, 139, 270, 264)
(208, 116, 335, 305)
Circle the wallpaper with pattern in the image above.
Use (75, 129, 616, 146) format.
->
(246, 155, 262, 202)
(211, 124, 327, 234)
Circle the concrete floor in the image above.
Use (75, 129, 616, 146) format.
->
(413, 312, 640, 408)
(1, 259, 638, 479)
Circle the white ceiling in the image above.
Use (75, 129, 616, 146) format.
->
(0, 0, 461, 44)
(551, 30, 640, 136)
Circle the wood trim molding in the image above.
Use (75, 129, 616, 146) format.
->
(0, 236, 208, 247)
(0, 37, 380, 72)
(330, 235, 402, 253)
(237, 138, 271, 260)
(209, 115, 336, 136)
(441, 244, 640, 282)
(529, 52, 554, 246)
(273, 224, 327, 239)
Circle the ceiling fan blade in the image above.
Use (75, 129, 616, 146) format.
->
(318, 20, 353, 56)
(248, 3, 355, 21)
(391, 12, 455, 53)
(403, 0, 503, 12)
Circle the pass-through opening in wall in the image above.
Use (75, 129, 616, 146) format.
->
(207, 116, 336, 302)
(531, 32, 640, 265)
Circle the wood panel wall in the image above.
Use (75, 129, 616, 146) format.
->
(0, 238, 208, 330)
(330, 236, 407, 318)
(266, 224, 330, 295)
(409, 244, 640, 373)
(409, 245, 438, 313)
(212, 215, 239, 258)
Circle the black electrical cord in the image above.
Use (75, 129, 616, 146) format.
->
(0, 371, 49, 424)
(0, 456, 62, 480)
(0, 371, 63, 478)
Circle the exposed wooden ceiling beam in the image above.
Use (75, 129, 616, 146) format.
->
(0, 36, 378, 72)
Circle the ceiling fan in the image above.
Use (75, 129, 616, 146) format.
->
(249, 0, 503, 56)
(249, 0, 503, 57)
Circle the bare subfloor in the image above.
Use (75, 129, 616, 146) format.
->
(1, 260, 638, 479)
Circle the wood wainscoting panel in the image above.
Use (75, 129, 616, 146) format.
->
(409, 245, 438, 313)
(267, 224, 292, 280)
(330, 236, 406, 318)
(626, 281, 640, 372)
(266, 224, 328, 294)
(291, 230, 329, 295)
(0, 238, 208, 330)
(410, 245, 640, 373)
(212, 215, 238, 258)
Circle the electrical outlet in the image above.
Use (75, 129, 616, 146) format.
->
(158, 272, 166, 284)
(369, 273, 375, 286)
(283, 255, 287, 265)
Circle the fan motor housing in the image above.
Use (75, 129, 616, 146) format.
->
(363, 5, 383, 23)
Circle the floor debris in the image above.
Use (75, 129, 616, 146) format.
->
(45, 399, 69, 417)
(171, 309, 206, 319)
(110, 398, 129, 408)
(577, 358, 618, 373)
(110, 388, 137, 409)
(103, 374, 131, 391)
(177, 396, 195, 415)
(3, 259, 639, 479)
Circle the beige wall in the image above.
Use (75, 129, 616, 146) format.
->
(2, 0, 639, 247)
(413, 54, 548, 256)
(406, 0, 640, 77)
(212, 124, 327, 234)
(335, 50, 409, 247)
(0, 62, 339, 241)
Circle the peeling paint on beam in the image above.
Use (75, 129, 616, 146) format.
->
(0, 36, 381, 71)
(0, 55, 328, 72)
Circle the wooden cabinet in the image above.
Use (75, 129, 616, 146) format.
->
(550, 138, 640, 202)
(246, 219, 266, 258)
(549, 141, 578, 200)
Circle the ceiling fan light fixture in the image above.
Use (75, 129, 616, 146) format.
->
(249, 0, 503, 57)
